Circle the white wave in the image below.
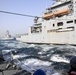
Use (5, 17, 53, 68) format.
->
(21, 58, 53, 74)
(13, 54, 28, 59)
(38, 45, 54, 54)
(7, 43, 17, 47)
(38, 52, 43, 54)
(8, 43, 27, 48)
(42, 46, 53, 52)
(27, 44, 36, 48)
(65, 45, 76, 49)
(2, 50, 11, 53)
(54, 44, 76, 50)
(19, 58, 61, 75)
(2, 41, 28, 48)
(52, 73, 60, 75)
(2, 49, 15, 54)
(50, 55, 69, 63)
(16, 44, 26, 48)
(23, 58, 52, 67)
(15, 42, 30, 48)
(43, 47, 52, 51)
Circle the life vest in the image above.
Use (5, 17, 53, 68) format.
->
(68, 71, 76, 75)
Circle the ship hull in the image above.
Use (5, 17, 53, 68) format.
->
(16, 29, 76, 45)
(0, 37, 15, 41)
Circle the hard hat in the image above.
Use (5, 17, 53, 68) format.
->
(70, 56, 76, 68)
(33, 69, 46, 75)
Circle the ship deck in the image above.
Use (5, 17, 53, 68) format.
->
(0, 60, 31, 75)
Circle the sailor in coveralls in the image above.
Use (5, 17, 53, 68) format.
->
(68, 56, 76, 75)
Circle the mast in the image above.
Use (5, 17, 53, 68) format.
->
(6, 30, 9, 35)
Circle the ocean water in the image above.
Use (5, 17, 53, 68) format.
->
(0, 40, 76, 75)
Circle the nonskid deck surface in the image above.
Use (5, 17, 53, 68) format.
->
(0, 60, 31, 75)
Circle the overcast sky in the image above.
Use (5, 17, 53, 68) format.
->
(0, 0, 53, 37)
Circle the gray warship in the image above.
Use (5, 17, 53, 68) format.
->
(16, 0, 76, 45)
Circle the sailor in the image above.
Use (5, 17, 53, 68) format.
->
(0, 50, 4, 62)
(33, 69, 46, 75)
(68, 56, 76, 75)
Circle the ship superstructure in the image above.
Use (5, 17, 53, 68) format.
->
(16, 0, 76, 44)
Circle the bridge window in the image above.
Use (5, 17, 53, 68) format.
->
(57, 22, 63, 26)
(74, 20, 76, 24)
(67, 20, 73, 23)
